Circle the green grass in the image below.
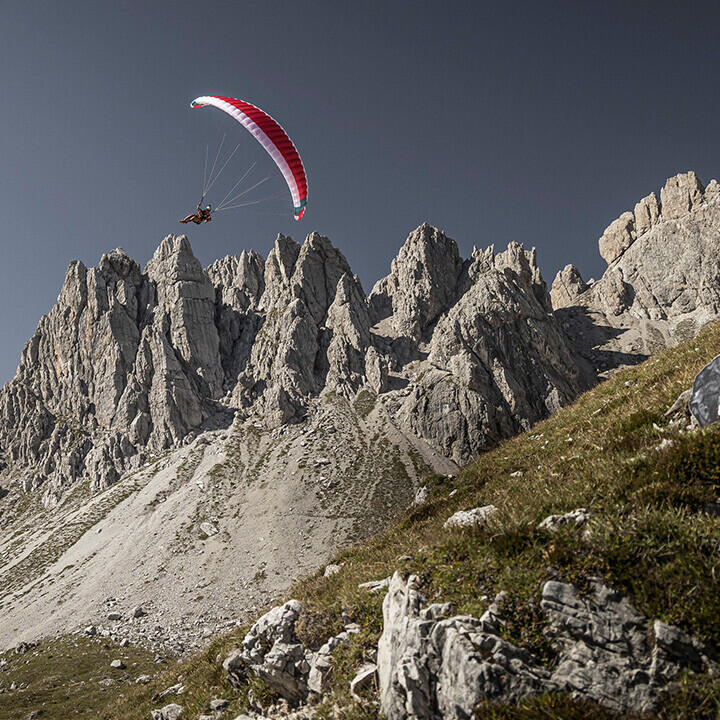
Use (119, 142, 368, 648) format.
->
(16, 321, 720, 719)
(0, 635, 158, 720)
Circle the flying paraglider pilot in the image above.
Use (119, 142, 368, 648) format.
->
(180, 203, 212, 224)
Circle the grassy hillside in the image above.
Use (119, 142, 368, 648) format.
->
(6, 321, 720, 719)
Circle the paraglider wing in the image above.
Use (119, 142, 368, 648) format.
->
(191, 96, 308, 220)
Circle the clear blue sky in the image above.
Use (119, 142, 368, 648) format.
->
(1, 0, 719, 383)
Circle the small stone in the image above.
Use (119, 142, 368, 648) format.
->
(132, 606, 146, 618)
(200, 522, 219, 538)
(209, 698, 229, 711)
(538, 508, 591, 533)
(107, 612, 121, 621)
(150, 705, 183, 720)
(358, 577, 391, 594)
(110, 659, 125, 669)
(413, 485, 429, 505)
(350, 663, 377, 701)
(323, 564, 341, 578)
(443, 505, 497, 530)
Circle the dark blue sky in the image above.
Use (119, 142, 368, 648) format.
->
(1, 0, 719, 383)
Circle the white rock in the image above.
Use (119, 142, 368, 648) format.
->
(443, 505, 497, 530)
(350, 663, 377, 701)
(358, 577, 391, 594)
(537, 508, 591, 533)
(200, 522, 219, 538)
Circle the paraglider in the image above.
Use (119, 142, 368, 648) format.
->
(180, 202, 213, 225)
(188, 95, 308, 221)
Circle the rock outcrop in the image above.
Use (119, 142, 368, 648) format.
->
(550, 264, 588, 309)
(377, 573, 714, 719)
(223, 599, 359, 705)
(554, 171, 720, 368)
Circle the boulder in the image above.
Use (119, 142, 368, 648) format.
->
(689, 355, 720, 427)
(224, 600, 308, 704)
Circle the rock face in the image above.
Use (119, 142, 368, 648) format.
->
(550, 264, 588, 309)
(542, 580, 715, 713)
(377, 574, 551, 720)
(0, 223, 595, 502)
(377, 573, 714, 719)
(371, 233, 594, 462)
(223, 599, 359, 705)
(0, 237, 224, 507)
(554, 171, 720, 368)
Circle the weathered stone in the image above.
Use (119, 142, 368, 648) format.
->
(659, 171, 704, 220)
(369, 223, 463, 339)
(199, 522, 219, 538)
(150, 704, 183, 720)
(560, 171, 720, 365)
(358, 577, 391, 594)
(224, 600, 308, 704)
(413, 486, 428, 505)
(377, 573, 552, 720)
(633, 192, 660, 235)
(0, 224, 593, 506)
(350, 664, 377, 701)
(537, 507, 590, 533)
(598, 211, 635, 265)
(443, 505, 497, 529)
(550, 264, 588, 309)
(542, 580, 715, 713)
(377, 573, 714, 719)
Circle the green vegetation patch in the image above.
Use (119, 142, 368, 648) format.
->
(0, 635, 157, 720)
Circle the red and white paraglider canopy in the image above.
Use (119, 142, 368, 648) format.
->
(191, 95, 308, 220)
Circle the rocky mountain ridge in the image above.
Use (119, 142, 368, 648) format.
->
(0, 222, 594, 511)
